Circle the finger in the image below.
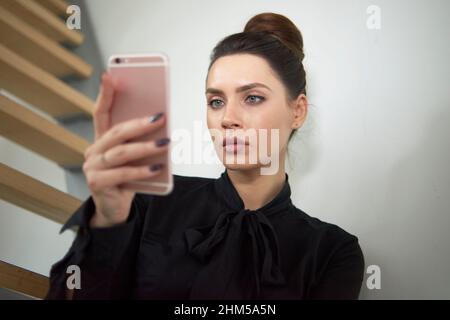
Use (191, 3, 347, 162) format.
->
(89, 139, 170, 170)
(86, 164, 165, 192)
(94, 72, 115, 140)
(87, 113, 165, 157)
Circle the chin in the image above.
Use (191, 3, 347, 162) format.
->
(222, 162, 262, 171)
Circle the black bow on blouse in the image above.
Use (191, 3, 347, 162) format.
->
(184, 170, 293, 299)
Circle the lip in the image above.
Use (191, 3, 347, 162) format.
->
(222, 136, 249, 147)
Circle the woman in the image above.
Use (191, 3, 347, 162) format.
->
(46, 12, 365, 300)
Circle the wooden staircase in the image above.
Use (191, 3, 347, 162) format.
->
(0, 0, 93, 299)
(0, 260, 50, 299)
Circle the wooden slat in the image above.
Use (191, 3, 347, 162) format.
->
(34, 0, 69, 17)
(0, 260, 49, 300)
(0, 44, 94, 118)
(0, 95, 90, 167)
(0, 163, 82, 224)
(0, 6, 92, 79)
(0, 0, 83, 46)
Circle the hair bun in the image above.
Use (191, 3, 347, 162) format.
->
(244, 12, 304, 61)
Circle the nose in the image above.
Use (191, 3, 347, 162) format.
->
(221, 104, 243, 129)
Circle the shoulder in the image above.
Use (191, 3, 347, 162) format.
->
(285, 207, 364, 266)
(286, 208, 365, 292)
(288, 207, 359, 244)
(288, 209, 366, 298)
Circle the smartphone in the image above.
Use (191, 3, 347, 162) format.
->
(107, 53, 173, 195)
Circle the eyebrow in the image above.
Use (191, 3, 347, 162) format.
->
(205, 82, 272, 95)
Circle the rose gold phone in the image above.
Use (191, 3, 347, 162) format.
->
(108, 53, 173, 195)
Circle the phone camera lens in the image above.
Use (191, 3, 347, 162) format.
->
(115, 57, 121, 64)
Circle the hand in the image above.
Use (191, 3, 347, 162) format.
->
(82, 72, 170, 227)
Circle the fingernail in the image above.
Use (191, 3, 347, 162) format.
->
(155, 137, 170, 147)
(149, 163, 164, 172)
(148, 112, 164, 123)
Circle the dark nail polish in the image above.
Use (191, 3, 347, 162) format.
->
(149, 163, 164, 172)
(155, 137, 170, 147)
(148, 112, 164, 123)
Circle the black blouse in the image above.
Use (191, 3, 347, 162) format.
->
(46, 170, 365, 300)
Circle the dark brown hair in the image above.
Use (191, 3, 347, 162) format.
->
(207, 12, 306, 141)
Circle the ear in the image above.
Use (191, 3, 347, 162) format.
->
(291, 93, 308, 129)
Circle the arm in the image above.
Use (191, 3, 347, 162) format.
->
(309, 235, 365, 300)
(45, 194, 149, 300)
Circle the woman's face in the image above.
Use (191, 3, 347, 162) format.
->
(205, 53, 306, 174)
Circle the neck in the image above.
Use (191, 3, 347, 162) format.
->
(227, 164, 286, 211)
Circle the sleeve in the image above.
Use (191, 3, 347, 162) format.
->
(308, 234, 365, 300)
(45, 193, 150, 300)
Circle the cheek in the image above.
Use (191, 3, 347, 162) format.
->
(258, 104, 288, 130)
(261, 105, 292, 148)
(206, 110, 218, 129)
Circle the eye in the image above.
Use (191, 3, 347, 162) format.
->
(246, 95, 265, 105)
(207, 99, 224, 109)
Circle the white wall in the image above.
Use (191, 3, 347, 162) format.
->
(1, 0, 448, 299)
